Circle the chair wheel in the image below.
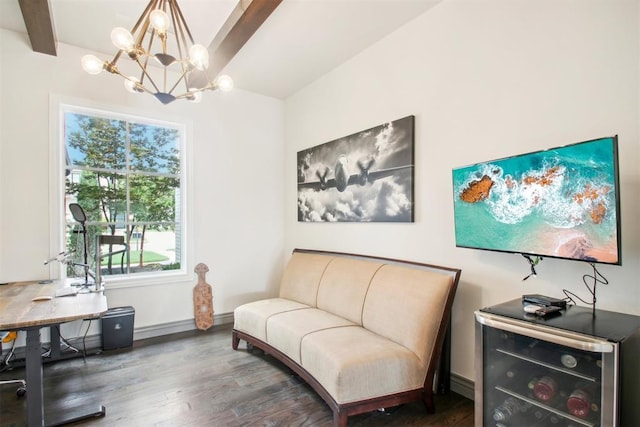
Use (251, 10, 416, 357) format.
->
(17, 386, 26, 397)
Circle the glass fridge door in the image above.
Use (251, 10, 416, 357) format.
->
(475, 312, 618, 427)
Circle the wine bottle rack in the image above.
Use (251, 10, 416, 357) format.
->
(475, 299, 640, 427)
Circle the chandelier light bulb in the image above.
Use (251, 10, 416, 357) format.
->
(149, 9, 170, 33)
(111, 27, 135, 51)
(216, 75, 234, 92)
(124, 76, 142, 93)
(189, 44, 209, 70)
(81, 54, 104, 75)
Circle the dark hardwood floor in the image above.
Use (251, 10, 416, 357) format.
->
(0, 323, 474, 426)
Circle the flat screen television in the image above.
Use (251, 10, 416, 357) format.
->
(452, 136, 621, 265)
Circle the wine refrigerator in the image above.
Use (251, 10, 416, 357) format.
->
(475, 299, 640, 427)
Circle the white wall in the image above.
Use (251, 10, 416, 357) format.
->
(0, 29, 285, 329)
(283, 0, 640, 383)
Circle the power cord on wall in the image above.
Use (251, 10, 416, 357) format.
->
(562, 262, 609, 313)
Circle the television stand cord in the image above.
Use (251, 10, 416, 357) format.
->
(562, 262, 609, 314)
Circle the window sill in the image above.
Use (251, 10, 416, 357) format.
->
(101, 269, 192, 290)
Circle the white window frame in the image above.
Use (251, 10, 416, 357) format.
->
(49, 95, 194, 289)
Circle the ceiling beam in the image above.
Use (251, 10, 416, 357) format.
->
(207, 0, 283, 78)
(18, 0, 57, 56)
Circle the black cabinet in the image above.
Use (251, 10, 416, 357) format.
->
(475, 299, 640, 426)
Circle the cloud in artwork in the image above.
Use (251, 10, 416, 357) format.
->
(298, 170, 412, 222)
(372, 180, 412, 220)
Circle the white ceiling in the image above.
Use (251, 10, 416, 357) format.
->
(0, 0, 441, 99)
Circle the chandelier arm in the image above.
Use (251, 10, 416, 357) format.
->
(176, 26, 191, 81)
(163, 66, 168, 94)
(167, 68, 192, 96)
(178, 65, 190, 91)
(134, 56, 162, 94)
(167, 0, 189, 78)
(127, 13, 154, 88)
(134, 16, 153, 54)
(138, 30, 158, 87)
(110, 67, 154, 96)
(160, 32, 168, 56)
(109, 50, 125, 66)
(174, 2, 192, 48)
(166, 0, 201, 94)
(175, 91, 197, 101)
(130, 0, 160, 36)
(171, 0, 196, 44)
(135, 84, 155, 96)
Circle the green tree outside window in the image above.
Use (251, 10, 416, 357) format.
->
(64, 110, 182, 279)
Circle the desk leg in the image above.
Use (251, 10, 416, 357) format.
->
(49, 326, 61, 359)
(24, 327, 106, 427)
(25, 327, 44, 427)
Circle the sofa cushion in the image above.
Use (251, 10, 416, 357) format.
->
(316, 257, 382, 325)
(279, 252, 333, 306)
(362, 264, 452, 367)
(233, 298, 310, 342)
(266, 308, 355, 364)
(300, 326, 423, 404)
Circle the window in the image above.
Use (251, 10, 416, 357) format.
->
(62, 105, 186, 284)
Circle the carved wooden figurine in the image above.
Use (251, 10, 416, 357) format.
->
(193, 263, 214, 331)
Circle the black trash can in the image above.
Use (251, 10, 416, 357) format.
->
(101, 306, 135, 351)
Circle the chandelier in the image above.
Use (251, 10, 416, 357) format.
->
(81, 0, 233, 104)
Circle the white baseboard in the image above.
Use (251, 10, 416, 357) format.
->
(1, 312, 235, 363)
(133, 312, 234, 341)
(450, 372, 475, 400)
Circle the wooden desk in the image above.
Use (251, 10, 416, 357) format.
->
(0, 280, 108, 427)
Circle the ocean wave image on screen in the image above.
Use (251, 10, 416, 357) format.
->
(452, 137, 619, 264)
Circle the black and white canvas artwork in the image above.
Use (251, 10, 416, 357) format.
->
(297, 115, 415, 222)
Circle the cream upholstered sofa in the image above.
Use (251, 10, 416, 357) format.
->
(232, 249, 461, 426)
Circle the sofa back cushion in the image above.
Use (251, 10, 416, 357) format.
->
(279, 252, 332, 306)
(362, 264, 453, 368)
(316, 257, 383, 325)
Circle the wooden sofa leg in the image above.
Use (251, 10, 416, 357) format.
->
(333, 410, 348, 427)
(422, 390, 435, 414)
(232, 331, 240, 350)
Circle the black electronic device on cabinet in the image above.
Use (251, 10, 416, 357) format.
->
(475, 299, 640, 426)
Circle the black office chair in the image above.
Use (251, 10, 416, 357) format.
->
(0, 379, 26, 397)
(1, 331, 26, 397)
